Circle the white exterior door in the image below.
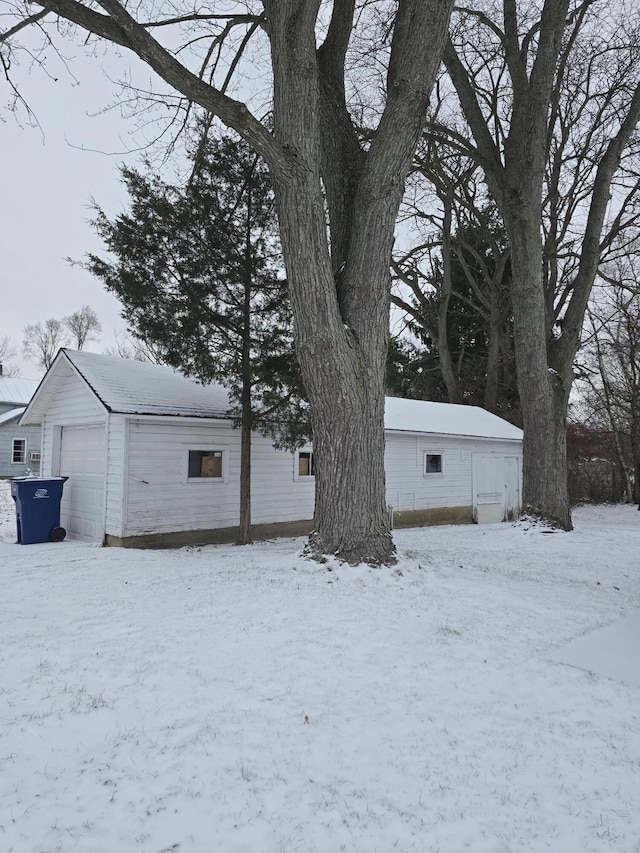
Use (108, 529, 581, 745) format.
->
(503, 456, 521, 521)
(59, 424, 106, 542)
(473, 453, 521, 523)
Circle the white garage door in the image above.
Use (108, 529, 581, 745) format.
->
(59, 424, 106, 542)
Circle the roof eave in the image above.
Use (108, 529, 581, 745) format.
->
(385, 427, 523, 442)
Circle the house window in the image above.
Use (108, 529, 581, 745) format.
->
(425, 453, 443, 475)
(12, 438, 26, 464)
(188, 450, 224, 479)
(297, 450, 315, 478)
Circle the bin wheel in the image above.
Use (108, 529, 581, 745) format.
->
(49, 526, 67, 542)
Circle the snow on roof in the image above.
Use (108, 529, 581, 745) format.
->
(384, 396, 522, 441)
(21, 349, 522, 440)
(0, 407, 26, 426)
(0, 376, 39, 406)
(60, 349, 232, 419)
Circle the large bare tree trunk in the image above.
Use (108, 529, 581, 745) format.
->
(272, 169, 392, 562)
(266, 0, 452, 562)
(507, 213, 572, 527)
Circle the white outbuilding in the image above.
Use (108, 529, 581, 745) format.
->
(19, 349, 523, 546)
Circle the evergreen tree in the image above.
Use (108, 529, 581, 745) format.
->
(85, 131, 307, 544)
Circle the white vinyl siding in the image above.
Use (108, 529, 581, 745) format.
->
(37, 363, 109, 542)
(122, 418, 315, 536)
(0, 421, 41, 477)
(43, 363, 107, 478)
(250, 434, 315, 525)
(385, 432, 522, 515)
(105, 415, 126, 538)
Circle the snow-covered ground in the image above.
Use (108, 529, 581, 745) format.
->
(1, 479, 640, 853)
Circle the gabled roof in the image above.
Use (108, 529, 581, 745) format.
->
(384, 396, 522, 441)
(20, 349, 232, 425)
(0, 376, 40, 406)
(20, 348, 522, 443)
(0, 407, 26, 426)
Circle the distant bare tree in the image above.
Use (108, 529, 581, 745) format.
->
(64, 305, 102, 350)
(23, 318, 68, 369)
(576, 258, 640, 504)
(0, 334, 21, 376)
(103, 330, 161, 364)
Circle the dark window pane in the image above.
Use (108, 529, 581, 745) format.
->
(12, 439, 26, 464)
(426, 454, 442, 474)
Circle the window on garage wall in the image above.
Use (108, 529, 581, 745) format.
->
(296, 450, 315, 479)
(424, 452, 443, 475)
(188, 449, 226, 480)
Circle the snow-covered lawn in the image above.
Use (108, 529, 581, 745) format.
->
(1, 479, 639, 853)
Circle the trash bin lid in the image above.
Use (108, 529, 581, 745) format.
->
(10, 476, 69, 481)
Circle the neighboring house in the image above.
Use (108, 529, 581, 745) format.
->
(19, 349, 523, 546)
(0, 375, 41, 478)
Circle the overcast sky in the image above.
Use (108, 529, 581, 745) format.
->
(1, 48, 146, 379)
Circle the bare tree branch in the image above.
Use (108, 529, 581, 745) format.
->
(0, 8, 49, 43)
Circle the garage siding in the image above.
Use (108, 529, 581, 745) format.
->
(105, 415, 126, 538)
(36, 365, 110, 542)
(384, 432, 522, 515)
(42, 366, 107, 476)
(122, 418, 315, 537)
(250, 434, 315, 525)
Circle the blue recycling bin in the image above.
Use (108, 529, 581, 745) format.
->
(10, 477, 69, 544)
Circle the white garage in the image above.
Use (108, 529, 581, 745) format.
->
(19, 349, 523, 547)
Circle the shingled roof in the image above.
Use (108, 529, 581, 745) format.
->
(20, 349, 232, 424)
(21, 349, 522, 443)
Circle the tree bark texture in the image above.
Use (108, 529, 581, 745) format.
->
(437, 189, 463, 404)
(264, 0, 453, 562)
(507, 213, 572, 527)
(483, 290, 503, 415)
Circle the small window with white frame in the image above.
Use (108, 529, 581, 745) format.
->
(12, 438, 26, 464)
(424, 452, 443, 476)
(187, 449, 226, 481)
(295, 450, 315, 479)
